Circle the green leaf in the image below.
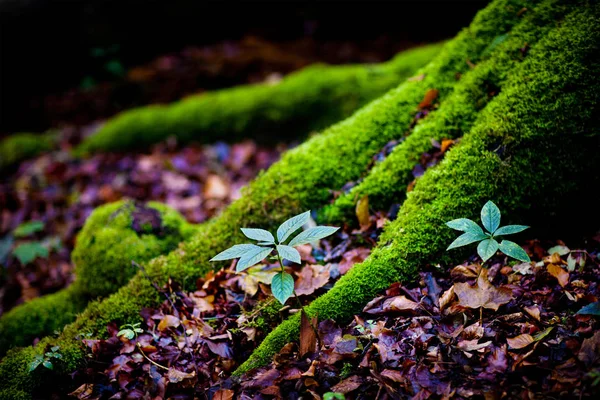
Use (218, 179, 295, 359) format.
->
(477, 238, 499, 262)
(288, 226, 339, 247)
(28, 358, 43, 372)
(42, 360, 53, 370)
(272, 272, 295, 304)
(240, 228, 275, 243)
(51, 353, 62, 359)
(210, 244, 262, 261)
(480, 201, 501, 234)
(324, 393, 346, 400)
(577, 302, 600, 316)
(446, 231, 488, 250)
(236, 246, 273, 272)
(446, 218, 484, 235)
(276, 245, 301, 264)
(277, 211, 311, 243)
(498, 240, 530, 262)
(13, 242, 49, 264)
(14, 221, 44, 237)
(493, 225, 529, 236)
(117, 329, 135, 340)
(50, 346, 59, 352)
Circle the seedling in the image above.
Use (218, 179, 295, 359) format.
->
(117, 322, 144, 340)
(29, 346, 62, 372)
(210, 211, 339, 305)
(446, 200, 530, 263)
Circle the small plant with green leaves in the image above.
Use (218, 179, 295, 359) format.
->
(446, 200, 530, 263)
(117, 322, 144, 340)
(210, 211, 339, 305)
(28, 346, 61, 372)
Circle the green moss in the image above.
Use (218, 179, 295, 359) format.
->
(0, 200, 195, 356)
(0, 132, 56, 171)
(0, 0, 552, 395)
(320, 0, 571, 224)
(236, 3, 600, 375)
(74, 43, 443, 154)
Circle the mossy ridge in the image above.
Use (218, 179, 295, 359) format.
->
(73, 43, 443, 154)
(235, 4, 600, 374)
(0, 200, 195, 356)
(0, 0, 534, 395)
(321, 0, 573, 224)
(0, 132, 56, 172)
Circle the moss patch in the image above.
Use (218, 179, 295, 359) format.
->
(74, 44, 442, 154)
(236, 3, 600, 374)
(0, 200, 195, 356)
(0, 132, 56, 172)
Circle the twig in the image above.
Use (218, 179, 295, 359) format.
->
(137, 343, 168, 370)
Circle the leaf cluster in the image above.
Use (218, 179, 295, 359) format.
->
(29, 346, 61, 372)
(117, 323, 144, 340)
(211, 211, 338, 304)
(446, 201, 530, 263)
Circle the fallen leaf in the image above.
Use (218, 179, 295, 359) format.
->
(387, 295, 419, 312)
(440, 139, 454, 153)
(157, 315, 180, 331)
(523, 305, 541, 321)
(547, 245, 570, 256)
(507, 334, 534, 349)
(299, 311, 318, 357)
(167, 367, 195, 383)
(457, 339, 492, 352)
(419, 88, 439, 108)
(295, 264, 330, 296)
(338, 247, 370, 275)
(513, 262, 533, 275)
(454, 268, 512, 311)
(577, 301, 600, 316)
(356, 195, 370, 230)
(331, 375, 363, 394)
(204, 175, 229, 200)
(439, 285, 455, 311)
(578, 331, 600, 367)
(213, 389, 235, 400)
(547, 264, 569, 287)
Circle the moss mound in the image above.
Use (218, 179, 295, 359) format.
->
(0, 200, 195, 356)
(0, 132, 56, 171)
(3, 0, 599, 396)
(74, 43, 442, 154)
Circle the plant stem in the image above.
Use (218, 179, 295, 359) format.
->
(274, 250, 321, 346)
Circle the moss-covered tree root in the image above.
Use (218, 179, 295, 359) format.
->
(74, 43, 442, 154)
(320, 0, 572, 224)
(0, 132, 56, 172)
(0, 200, 196, 356)
(0, 0, 545, 396)
(236, 4, 600, 374)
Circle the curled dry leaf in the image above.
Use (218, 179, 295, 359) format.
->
(547, 263, 569, 287)
(213, 389, 235, 400)
(523, 305, 541, 321)
(507, 334, 534, 350)
(157, 315, 180, 331)
(294, 264, 330, 296)
(167, 367, 196, 383)
(439, 285, 455, 312)
(454, 268, 512, 311)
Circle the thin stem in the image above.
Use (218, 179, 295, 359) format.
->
(274, 250, 321, 346)
(137, 342, 169, 370)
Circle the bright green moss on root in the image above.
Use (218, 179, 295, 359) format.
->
(0, 132, 56, 171)
(74, 43, 443, 154)
(320, 0, 572, 224)
(0, 0, 540, 395)
(0, 200, 195, 356)
(236, 4, 600, 375)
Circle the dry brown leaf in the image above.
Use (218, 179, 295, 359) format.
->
(204, 174, 229, 200)
(524, 305, 541, 321)
(213, 389, 235, 400)
(167, 367, 195, 383)
(578, 331, 600, 367)
(507, 334, 534, 349)
(331, 374, 363, 394)
(454, 269, 513, 311)
(547, 263, 569, 287)
(295, 264, 330, 296)
(419, 88, 439, 108)
(299, 311, 318, 357)
(439, 285, 455, 312)
(157, 315, 180, 331)
(338, 247, 370, 275)
(387, 295, 419, 312)
(457, 339, 492, 352)
(355, 195, 370, 230)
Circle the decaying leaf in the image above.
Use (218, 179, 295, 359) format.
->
(299, 311, 318, 357)
(507, 334, 534, 349)
(167, 367, 195, 383)
(454, 269, 512, 311)
(356, 195, 370, 230)
(547, 263, 569, 287)
(157, 315, 180, 331)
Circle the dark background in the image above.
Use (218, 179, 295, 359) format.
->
(0, 0, 488, 133)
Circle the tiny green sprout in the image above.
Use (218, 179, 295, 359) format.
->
(446, 200, 530, 263)
(117, 322, 144, 340)
(324, 393, 346, 400)
(29, 346, 61, 372)
(211, 211, 339, 305)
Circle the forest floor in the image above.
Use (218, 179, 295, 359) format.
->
(2, 37, 600, 400)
